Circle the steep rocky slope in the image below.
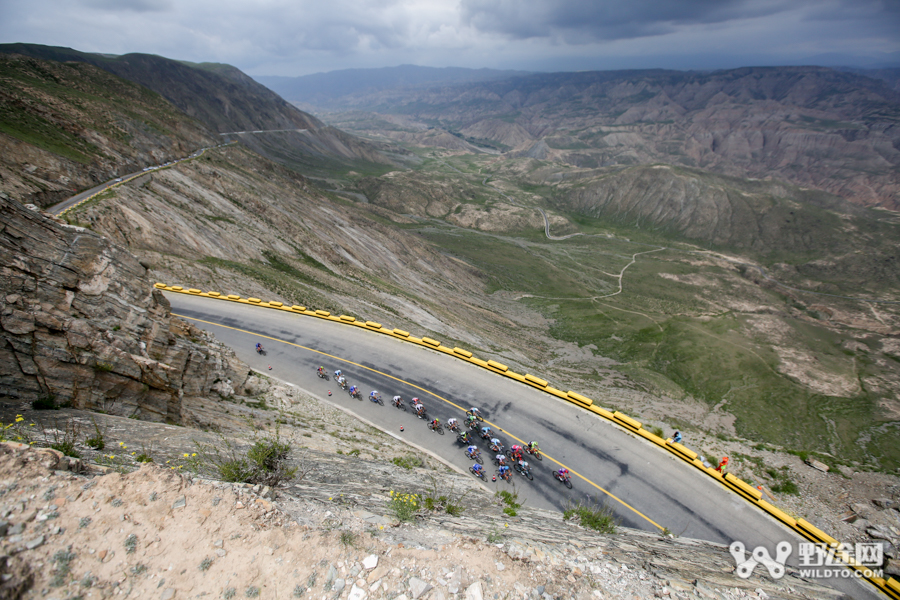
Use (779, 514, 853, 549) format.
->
(59, 144, 531, 352)
(0, 44, 395, 175)
(0, 194, 249, 420)
(0, 406, 862, 600)
(0, 53, 215, 207)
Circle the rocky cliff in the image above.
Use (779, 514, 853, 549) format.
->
(0, 194, 249, 420)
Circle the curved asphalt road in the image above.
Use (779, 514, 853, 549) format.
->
(167, 292, 877, 599)
(48, 145, 227, 217)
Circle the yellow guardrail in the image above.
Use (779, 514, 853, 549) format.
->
(154, 282, 899, 599)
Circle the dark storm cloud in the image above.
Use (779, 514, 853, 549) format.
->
(0, 0, 897, 75)
(458, 0, 889, 43)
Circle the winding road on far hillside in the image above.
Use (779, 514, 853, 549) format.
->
(47, 144, 228, 217)
(166, 292, 877, 599)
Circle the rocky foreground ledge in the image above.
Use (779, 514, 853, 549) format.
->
(0, 442, 844, 600)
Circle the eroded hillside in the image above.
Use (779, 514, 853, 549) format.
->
(318, 67, 900, 209)
(0, 53, 215, 207)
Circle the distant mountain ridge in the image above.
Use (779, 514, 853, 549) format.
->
(318, 65, 900, 209)
(255, 64, 530, 106)
(0, 43, 394, 174)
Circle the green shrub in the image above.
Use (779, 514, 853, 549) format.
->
(248, 438, 290, 472)
(192, 430, 299, 487)
(50, 441, 80, 458)
(563, 497, 619, 534)
(217, 458, 256, 483)
(771, 480, 799, 495)
(85, 434, 105, 450)
(496, 490, 522, 510)
(391, 455, 424, 470)
(387, 490, 420, 522)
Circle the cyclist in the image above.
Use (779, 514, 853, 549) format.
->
(468, 407, 482, 419)
(447, 417, 458, 431)
(465, 414, 478, 428)
(472, 463, 485, 476)
(495, 453, 507, 466)
(466, 445, 479, 459)
(413, 400, 425, 415)
(429, 418, 440, 430)
(392, 395, 403, 407)
(349, 385, 359, 396)
(337, 375, 347, 388)
(369, 391, 381, 403)
(255, 342, 263, 353)
(557, 467, 570, 480)
(498, 464, 511, 480)
(517, 459, 529, 472)
(527, 441, 539, 453)
(334, 369, 342, 379)
(510, 444, 523, 461)
(480, 426, 492, 439)
(490, 438, 503, 452)
(317, 366, 326, 376)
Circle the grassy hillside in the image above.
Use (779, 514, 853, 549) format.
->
(0, 53, 214, 206)
(338, 149, 900, 471)
(0, 44, 397, 177)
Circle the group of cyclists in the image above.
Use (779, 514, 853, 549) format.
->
(312, 363, 573, 487)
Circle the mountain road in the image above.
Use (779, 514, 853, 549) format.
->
(166, 292, 877, 599)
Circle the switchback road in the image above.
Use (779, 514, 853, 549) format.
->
(166, 292, 877, 599)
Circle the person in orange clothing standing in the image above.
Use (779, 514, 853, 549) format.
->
(716, 456, 729, 473)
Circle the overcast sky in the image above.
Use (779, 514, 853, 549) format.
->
(1, 0, 898, 76)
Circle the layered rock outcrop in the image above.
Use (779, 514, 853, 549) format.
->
(0, 194, 249, 420)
